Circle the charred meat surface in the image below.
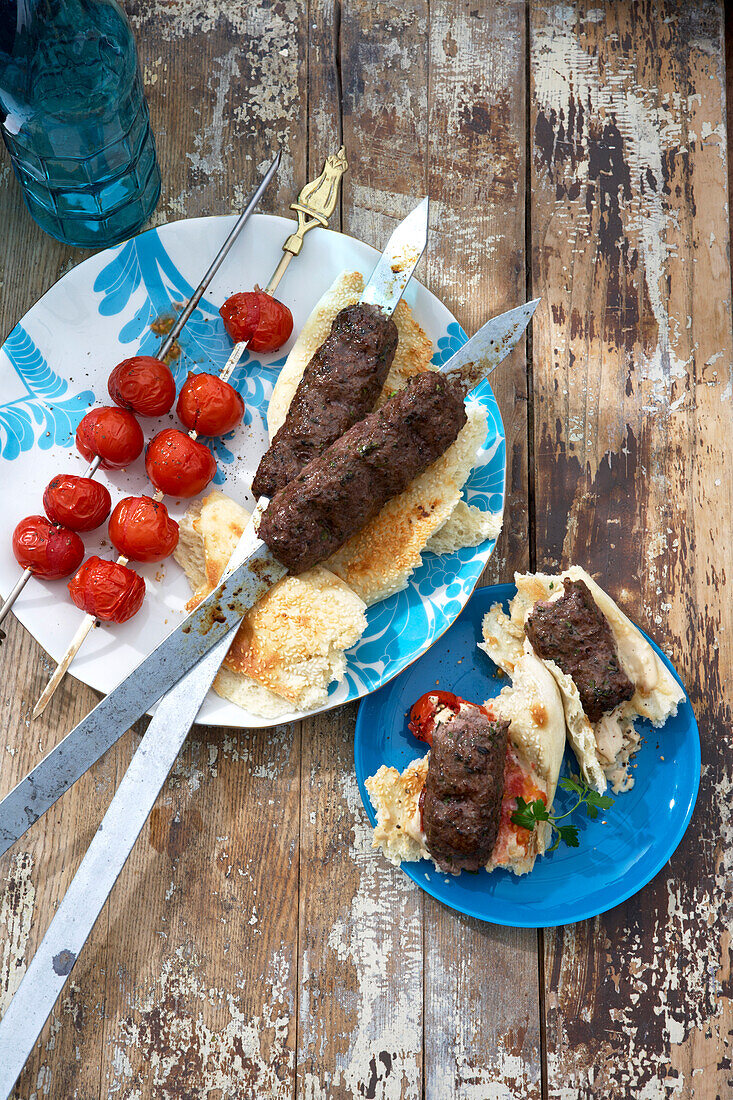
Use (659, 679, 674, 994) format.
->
(525, 578, 635, 722)
(258, 371, 467, 574)
(422, 710, 509, 873)
(252, 303, 398, 498)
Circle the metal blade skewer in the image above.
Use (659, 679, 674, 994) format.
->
(0, 630, 239, 1098)
(0, 513, 272, 1097)
(441, 298, 541, 391)
(31, 150, 290, 719)
(0, 290, 540, 1090)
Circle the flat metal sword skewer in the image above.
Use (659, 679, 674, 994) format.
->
(0, 295, 540, 1090)
(0, 514, 271, 1098)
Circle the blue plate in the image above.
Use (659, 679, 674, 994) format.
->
(0, 213, 505, 728)
(354, 583, 700, 927)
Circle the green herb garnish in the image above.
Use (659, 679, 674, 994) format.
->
(511, 776, 614, 852)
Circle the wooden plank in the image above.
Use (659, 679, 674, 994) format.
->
(0, 628, 126, 1099)
(93, 6, 308, 1097)
(529, 1, 733, 1096)
(423, 3, 542, 1098)
(296, 3, 428, 1096)
(98, 721, 301, 1098)
(1, 4, 309, 1096)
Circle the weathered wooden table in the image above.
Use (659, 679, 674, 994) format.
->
(1, 2, 731, 1096)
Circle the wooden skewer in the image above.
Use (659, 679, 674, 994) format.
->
(31, 146, 348, 719)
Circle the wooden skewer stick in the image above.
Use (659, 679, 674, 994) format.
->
(32, 146, 348, 720)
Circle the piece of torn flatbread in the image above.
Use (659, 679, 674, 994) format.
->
(174, 492, 367, 718)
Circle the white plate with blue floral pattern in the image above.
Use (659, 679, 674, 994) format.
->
(0, 214, 506, 727)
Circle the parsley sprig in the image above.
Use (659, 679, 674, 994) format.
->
(511, 777, 614, 851)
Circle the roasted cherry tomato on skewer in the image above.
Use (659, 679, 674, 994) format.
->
(43, 474, 112, 532)
(145, 428, 217, 498)
(176, 372, 245, 436)
(76, 407, 144, 470)
(12, 516, 84, 579)
(68, 556, 145, 623)
(220, 289, 293, 353)
(108, 356, 176, 417)
(109, 496, 179, 563)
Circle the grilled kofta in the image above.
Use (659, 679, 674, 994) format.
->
(257, 370, 467, 574)
(252, 303, 398, 499)
(421, 710, 509, 873)
(525, 577, 635, 722)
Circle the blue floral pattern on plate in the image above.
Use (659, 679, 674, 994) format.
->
(0, 326, 94, 459)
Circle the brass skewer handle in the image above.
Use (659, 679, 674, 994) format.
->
(265, 146, 349, 295)
(284, 145, 348, 256)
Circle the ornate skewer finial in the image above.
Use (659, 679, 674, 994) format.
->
(265, 146, 349, 293)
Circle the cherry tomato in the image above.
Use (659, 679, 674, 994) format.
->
(408, 690, 494, 748)
(109, 496, 179, 563)
(176, 372, 244, 436)
(43, 474, 112, 532)
(108, 356, 176, 417)
(76, 407, 144, 470)
(68, 556, 145, 623)
(12, 515, 84, 579)
(219, 291, 259, 344)
(220, 290, 293, 353)
(145, 428, 217, 498)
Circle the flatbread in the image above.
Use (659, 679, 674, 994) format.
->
(366, 653, 567, 877)
(174, 492, 366, 716)
(480, 566, 685, 792)
(426, 500, 503, 556)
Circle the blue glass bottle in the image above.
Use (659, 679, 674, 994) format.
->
(0, 0, 161, 248)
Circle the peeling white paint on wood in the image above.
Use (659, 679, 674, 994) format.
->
(299, 762, 422, 1100)
(0, 852, 35, 1016)
(107, 944, 294, 1098)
